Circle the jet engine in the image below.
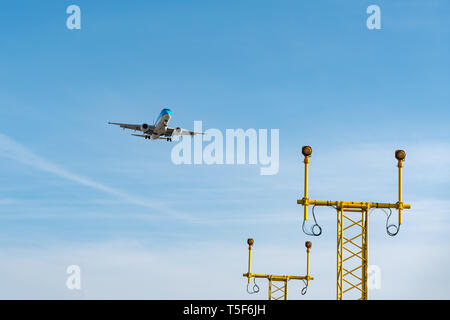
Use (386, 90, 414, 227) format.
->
(141, 123, 150, 132)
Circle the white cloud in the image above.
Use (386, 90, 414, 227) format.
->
(0, 239, 448, 299)
(0, 135, 449, 299)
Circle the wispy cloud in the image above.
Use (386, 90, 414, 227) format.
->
(0, 199, 16, 205)
(0, 133, 190, 220)
(333, 142, 450, 183)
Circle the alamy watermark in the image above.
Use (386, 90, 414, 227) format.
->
(65, 5, 381, 31)
(66, 5, 81, 30)
(368, 265, 381, 290)
(171, 121, 279, 176)
(366, 5, 381, 30)
(66, 265, 81, 290)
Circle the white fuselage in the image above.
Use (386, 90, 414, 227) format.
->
(152, 113, 171, 140)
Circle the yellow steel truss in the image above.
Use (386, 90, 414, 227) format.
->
(243, 239, 313, 300)
(268, 279, 288, 300)
(337, 206, 368, 300)
(297, 146, 410, 300)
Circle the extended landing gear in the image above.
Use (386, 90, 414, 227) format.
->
(167, 138, 172, 142)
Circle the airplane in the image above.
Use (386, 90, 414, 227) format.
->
(108, 108, 204, 142)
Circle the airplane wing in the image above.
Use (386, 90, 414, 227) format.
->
(108, 122, 154, 133)
(166, 127, 205, 136)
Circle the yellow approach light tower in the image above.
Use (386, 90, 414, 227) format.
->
(243, 238, 314, 300)
(297, 146, 410, 300)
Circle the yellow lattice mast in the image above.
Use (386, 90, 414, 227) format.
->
(297, 146, 410, 300)
(243, 238, 314, 300)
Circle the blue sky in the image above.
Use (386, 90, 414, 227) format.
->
(0, 0, 449, 299)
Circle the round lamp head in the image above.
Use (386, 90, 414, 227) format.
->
(305, 241, 312, 249)
(395, 149, 406, 161)
(247, 238, 254, 246)
(302, 146, 312, 157)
